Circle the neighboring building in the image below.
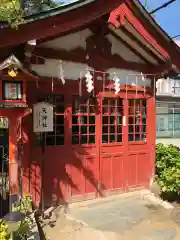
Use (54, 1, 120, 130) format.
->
(0, 0, 180, 215)
(156, 40, 180, 147)
(156, 77, 180, 146)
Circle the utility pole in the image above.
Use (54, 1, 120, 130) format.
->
(144, 0, 148, 9)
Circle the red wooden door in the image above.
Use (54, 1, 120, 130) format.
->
(30, 83, 154, 204)
(99, 96, 125, 196)
(33, 94, 69, 205)
(126, 98, 153, 190)
(98, 95, 153, 195)
(69, 95, 100, 202)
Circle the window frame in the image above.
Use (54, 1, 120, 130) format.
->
(128, 99, 147, 143)
(101, 97, 123, 145)
(172, 80, 180, 96)
(2, 80, 23, 101)
(156, 101, 180, 138)
(71, 95, 96, 145)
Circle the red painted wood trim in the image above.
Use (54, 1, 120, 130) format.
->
(109, 29, 150, 64)
(37, 17, 108, 45)
(33, 46, 87, 63)
(126, 0, 180, 71)
(27, 78, 153, 103)
(118, 27, 164, 64)
(36, 76, 152, 95)
(107, 54, 171, 74)
(108, 3, 169, 59)
(32, 46, 171, 74)
(0, 0, 123, 48)
(2, 72, 39, 82)
(34, 46, 149, 69)
(37, 24, 90, 45)
(31, 55, 45, 64)
(24, 43, 36, 67)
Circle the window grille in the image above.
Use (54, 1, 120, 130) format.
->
(128, 99, 147, 142)
(72, 96, 96, 145)
(102, 98, 123, 144)
(2, 81, 23, 100)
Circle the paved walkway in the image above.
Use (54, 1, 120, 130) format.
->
(44, 192, 180, 240)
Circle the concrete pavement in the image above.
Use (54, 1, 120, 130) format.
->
(44, 191, 180, 240)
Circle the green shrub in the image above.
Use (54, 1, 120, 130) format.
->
(12, 196, 33, 239)
(0, 220, 10, 240)
(0, 196, 33, 240)
(156, 143, 180, 194)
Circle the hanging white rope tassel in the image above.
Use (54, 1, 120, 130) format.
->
(141, 72, 146, 96)
(59, 60, 65, 84)
(113, 73, 120, 95)
(141, 72, 145, 81)
(85, 70, 94, 93)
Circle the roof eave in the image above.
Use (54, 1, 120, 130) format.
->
(0, 54, 39, 79)
(0, 0, 96, 28)
(132, 0, 180, 53)
(0, 0, 123, 48)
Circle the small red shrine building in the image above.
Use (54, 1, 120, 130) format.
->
(0, 0, 180, 210)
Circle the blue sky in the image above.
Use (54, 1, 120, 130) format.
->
(141, 0, 180, 39)
(61, 0, 180, 39)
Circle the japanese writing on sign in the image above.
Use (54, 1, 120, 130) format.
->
(5, 83, 17, 99)
(4, 82, 22, 100)
(33, 102, 53, 132)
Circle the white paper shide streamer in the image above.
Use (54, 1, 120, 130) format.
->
(85, 70, 94, 93)
(141, 72, 145, 81)
(59, 60, 65, 84)
(113, 73, 120, 95)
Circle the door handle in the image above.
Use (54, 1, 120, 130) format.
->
(122, 116, 126, 127)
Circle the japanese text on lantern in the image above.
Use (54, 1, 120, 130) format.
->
(33, 102, 54, 132)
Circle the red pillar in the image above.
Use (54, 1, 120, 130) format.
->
(0, 109, 31, 205)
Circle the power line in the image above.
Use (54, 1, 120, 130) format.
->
(172, 34, 180, 39)
(150, 0, 177, 15)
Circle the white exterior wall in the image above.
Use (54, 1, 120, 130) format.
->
(156, 78, 172, 95)
(31, 60, 151, 87)
(156, 138, 180, 147)
(156, 78, 180, 96)
(31, 60, 92, 80)
(40, 28, 92, 50)
(106, 34, 145, 63)
(31, 29, 149, 86)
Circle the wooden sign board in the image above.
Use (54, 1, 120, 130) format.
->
(33, 102, 54, 133)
